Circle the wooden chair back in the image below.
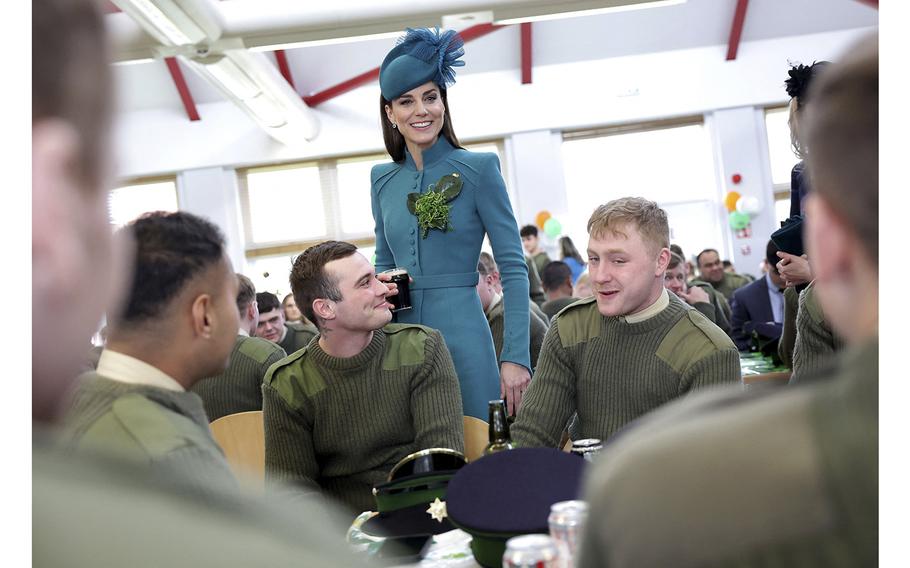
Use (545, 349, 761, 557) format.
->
(463, 416, 489, 462)
(209, 410, 265, 489)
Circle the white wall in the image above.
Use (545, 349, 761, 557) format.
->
(114, 26, 875, 275)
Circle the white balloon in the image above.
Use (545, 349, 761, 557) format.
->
(736, 195, 762, 215)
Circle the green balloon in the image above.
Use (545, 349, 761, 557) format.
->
(371, 253, 377, 265)
(729, 211, 750, 230)
(543, 217, 562, 237)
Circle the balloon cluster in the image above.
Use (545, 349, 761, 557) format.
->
(723, 181, 762, 230)
(535, 210, 563, 238)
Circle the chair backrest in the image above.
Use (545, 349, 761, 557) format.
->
(463, 416, 489, 462)
(209, 410, 265, 489)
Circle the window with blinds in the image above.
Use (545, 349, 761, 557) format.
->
(108, 178, 179, 228)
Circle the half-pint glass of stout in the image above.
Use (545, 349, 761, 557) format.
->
(382, 268, 412, 312)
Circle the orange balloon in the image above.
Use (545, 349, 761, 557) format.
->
(535, 210, 552, 229)
(724, 191, 742, 212)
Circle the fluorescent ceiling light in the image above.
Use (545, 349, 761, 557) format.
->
(495, 0, 686, 25)
(113, 0, 211, 46)
(247, 31, 402, 53)
(244, 93, 289, 128)
(194, 54, 261, 100)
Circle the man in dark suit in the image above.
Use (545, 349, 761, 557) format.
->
(729, 240, 787, 350)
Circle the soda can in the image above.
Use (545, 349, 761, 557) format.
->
(569, 438, 603, 462)
(548, 500, 588, 568)
(502, 534, 559, 568)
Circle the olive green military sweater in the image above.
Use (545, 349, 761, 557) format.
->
(512, 294, 740, 447)
(63, 373, 236, 488)
(577, 338, 877, 568)
(486, 297, 550, 371)
(709, 271, 752, 302)
(262, 324, 465, 514)
(191, 335, 287, 420)
(779, 285, 800, 367)
(279, 320, 319, 356)
(791, 282, 845, 384)
(541, 296, 580, 321)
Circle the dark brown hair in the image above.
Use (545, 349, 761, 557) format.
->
(380, 87, 463, 162)
(290, 241, 358, 329)
(33, 0, 111, 192)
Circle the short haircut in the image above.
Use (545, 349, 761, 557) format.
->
(478, 251, 498, 276)
(696, 248, 720, 267)
(236, 274, 256, 314)
(722, 260, 732, 268)
(669, 244, 684, 258)
(290, 241, 359, 328)
(117, 212, 225, 324)
(805, 36, 878, 267)
(33, 0, 111, 192)
(667, 252, 685, 270)
(587, 197, 669, 254)
(541, 261, 572, 292)
(282, 293, 294, 307)
(765, 240, 781, 271)
(256, 292, 281, 315)
(520, 225, 539, 238)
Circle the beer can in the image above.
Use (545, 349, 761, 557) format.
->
(502, 534, 559, 568)
(569, 438, 603, 462)
(548, 500, 588, 568)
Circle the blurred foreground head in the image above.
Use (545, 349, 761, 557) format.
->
(804, 35, 878, 344)
(33, 0, 130, 421)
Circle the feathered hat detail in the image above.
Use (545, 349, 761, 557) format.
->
(785, 61, 830, 108)
(380, 28, 465, 100)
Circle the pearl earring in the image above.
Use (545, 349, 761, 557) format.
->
(391, 123, 398, 129)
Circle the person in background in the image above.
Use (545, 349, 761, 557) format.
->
(256, 291, 318, 355)
(724, 259, 755, 281)
(729, 240, 787, 351)
(788, 281, 845, 384)
(577, 37, 877, 567)
(191, 273, 287, 421)
(479, 251, 549, 323)
(540, 261, 580, 320)
(477, 259, 549, 371)
(63, 212, 240, 488)
(30, 2, 401, 565)
(263, 241, 464, 514)
(664, 252, 730, 335)
(370, 28, 531, 418)
(696, 248, 751, 302)
(511, 197, 739, 448)
(673, 243, 732, 323)
(559, 235, 587, 285)
(282, 293, 302, 322)
(573, 272, 593, 299)
(521, 224, 552, 278)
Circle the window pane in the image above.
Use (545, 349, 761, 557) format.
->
(247, 166, 325, 244)
(765, 108, 799, 186)
(463, 141, 518, 212)
(561, 124, 718, 255)
(246, 254, 298, 300)
(775, 195, 791, 224)
(108, 180, 178, 228)
(336, 156, 387, 235)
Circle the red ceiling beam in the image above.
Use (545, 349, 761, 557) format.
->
(164, 57, 201, 121)
(520, 23, 532, 84)
(725, 0, 750, 61)
(303, 23, 507, 107)
(274, 50, 296, 90)
(101, 1, 120, 14)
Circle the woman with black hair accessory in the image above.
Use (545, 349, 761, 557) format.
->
(371, 28, 531, 420)
(785, 61, 830, 217)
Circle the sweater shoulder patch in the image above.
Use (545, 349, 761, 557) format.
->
(554, 298, 602, 348)
(238, 336, 284, 364)
(264, 348, 325, 408)
(656, 310, 735, 373)
(381, 324, 430, 370)
(107, 394, 190, 456)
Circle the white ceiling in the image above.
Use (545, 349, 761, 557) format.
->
(111, 0, 878, 115)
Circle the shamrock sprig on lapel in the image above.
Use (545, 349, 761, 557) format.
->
(407, 173, 463, 239)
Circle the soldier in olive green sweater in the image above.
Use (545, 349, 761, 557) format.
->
(790, 281, 845, 384)
(192, 274, 287, 420)
(62, 212, 242, 488)
(512, 199, 740, 448)
(578, 43, 878, 567)
(263, 241, 464, 514)
(696, 248, 752, 302)
(256, 291, 319, 356)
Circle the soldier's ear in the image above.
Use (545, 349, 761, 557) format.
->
(312, 298, 335, 322)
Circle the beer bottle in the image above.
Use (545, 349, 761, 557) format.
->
(483, 399, 514, 456)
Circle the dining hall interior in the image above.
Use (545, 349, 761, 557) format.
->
(25, 0, 896, 566)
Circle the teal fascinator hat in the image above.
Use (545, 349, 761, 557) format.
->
(380, 28, 465, 100)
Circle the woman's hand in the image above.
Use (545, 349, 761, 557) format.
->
(500, 361, 531, 416)
(776, 252, 812, 287)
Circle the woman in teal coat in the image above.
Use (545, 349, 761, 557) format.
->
(372, 28, 530, 419)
